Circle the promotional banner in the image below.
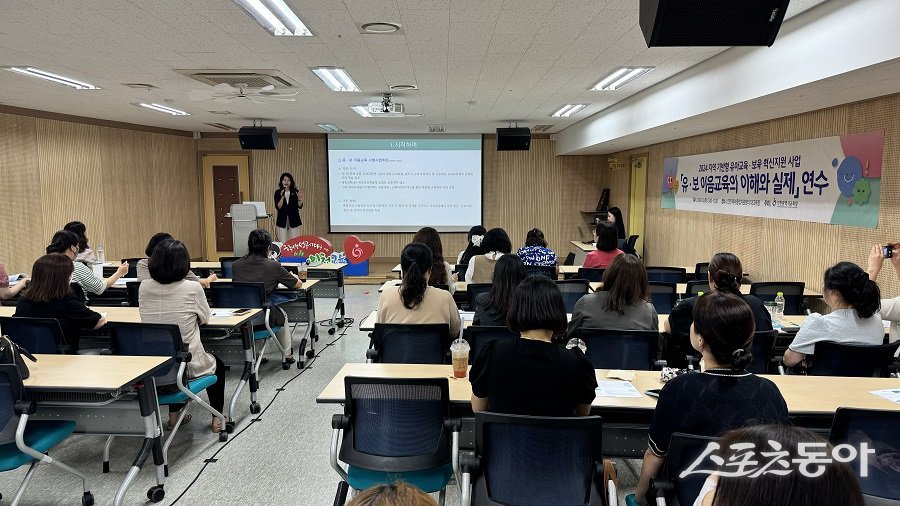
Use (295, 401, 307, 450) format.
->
(661, 132, 884, 228)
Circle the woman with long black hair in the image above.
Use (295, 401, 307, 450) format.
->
(377, 242, 460, 339)
(274, 172, 302, 243)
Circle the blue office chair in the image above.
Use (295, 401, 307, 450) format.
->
(647, 267, 687, 283)
(461, 412, 611, 506)
(649, 281, 679, 314)
(749, 282, 805, 315)
(0, 364, 94, 506)
(576, 328, 662, 370)
(556, 279, 590, 314)
(106, 322, 228, 476)
(463, 326, 518, 361)
(210, 281, 292, 370)
(367, 324, 451, 364)
(830, 408, 900, 504)
(806, 341, 900, 377)
(125, 281, 141, 307)
(0, 316, 67, 354)
(577, 268, 605, 282)
(331, 377, 461, 505)
(218, 256, 241, 279)
(693, 262, 709, 281)
(684, 280, 710, 296)
(649, 433, 719, 506)
(747, 330, 777, 374)
(466, 283, 492, 311)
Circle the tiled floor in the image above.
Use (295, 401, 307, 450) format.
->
(0, 285, 640, 505)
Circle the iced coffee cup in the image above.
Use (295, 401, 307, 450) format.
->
(450, 338, 470, 378)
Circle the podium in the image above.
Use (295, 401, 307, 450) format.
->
(230, 204, 269, 256)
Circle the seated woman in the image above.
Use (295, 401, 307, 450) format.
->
(666, 252, 772, 339)
(566, 253, 657, 340)
(583, 222, 624, 269)
(465, 228, 512, 283)
(14, 253, 106, 351)
(45, 230, 128, 298)
(139, 239, 226, 432)
(136, 233, 216, 287)
(64, 221, 96, 264)
(692, 424, 863, 506)
(470, 275, 597, 416)
(0, 261, 27, 300)
(233, 229, 303, 363)
(868, 242, 900, 342)
(632, 291, 790, 505)
(457, 225, 486, 265)
(377, 242, 461, 339)
(412, 226, 454, 292)
(783, 261, 882, 368)
(516, 228, 558, 277)
(473, 254, 527, 326)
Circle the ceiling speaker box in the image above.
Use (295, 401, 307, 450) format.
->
(640, 0, 790, 47)
(496, 127, 531, 151)
(238, 126, 278, 150)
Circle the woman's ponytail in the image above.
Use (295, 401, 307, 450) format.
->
(399, 243, 433, 310)
(825, 262, 881, 319)
(730, 348, 753, 370)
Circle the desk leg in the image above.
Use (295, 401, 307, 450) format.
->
(297, 289, 317, 369)
(115, 378, 166, 505)
(227, 321, 258, 430)
(328, 270, 346, 335)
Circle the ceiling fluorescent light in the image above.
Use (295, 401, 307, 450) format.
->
(592, 67, 654, 91)
(233, 0, 312, 36)
(551, 104, 587, 118)
(137, 103, 190, 116)
(4, 67, 100, 90)
(351, 106, 372, 118)
(312, 67, 360, 92)
(316, 124, 343, 132)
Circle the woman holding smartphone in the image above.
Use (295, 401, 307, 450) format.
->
(274, 172, 302, 243)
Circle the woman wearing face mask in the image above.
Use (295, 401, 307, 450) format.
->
(274, 172, 303, 243)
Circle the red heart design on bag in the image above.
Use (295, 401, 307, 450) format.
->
(344, 235, 375, 264)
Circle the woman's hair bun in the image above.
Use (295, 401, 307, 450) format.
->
(731, 348, 752, 370)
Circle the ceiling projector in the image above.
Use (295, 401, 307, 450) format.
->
(367, 93, 406, 117)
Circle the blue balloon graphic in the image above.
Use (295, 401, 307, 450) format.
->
(836, 156, 863, 197)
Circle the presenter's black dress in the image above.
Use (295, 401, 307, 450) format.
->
(274, 189, 302, 228)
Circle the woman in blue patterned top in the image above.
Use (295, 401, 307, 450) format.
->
(516, 228, 558, 277)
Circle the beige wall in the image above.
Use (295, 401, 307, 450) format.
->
(198, 135, 609, 261)
(0, 111, 201, 273)
(604, 92, 900, 297)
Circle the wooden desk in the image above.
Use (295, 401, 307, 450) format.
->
(587, 282, 822, 298)
(318, 364, 900, 414)
(0, 306, 261, 328)
(26, 354, 171, 505)
(359, 310, 570, 332)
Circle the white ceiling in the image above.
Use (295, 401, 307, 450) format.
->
(0, 0, 828, 135)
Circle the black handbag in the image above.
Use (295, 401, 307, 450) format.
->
(0, 335, 37, 379)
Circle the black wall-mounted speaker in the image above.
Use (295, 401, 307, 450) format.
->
(238, 126, 278, 150)
(640, 0, 790, 47)
(496, 127, 531, 151)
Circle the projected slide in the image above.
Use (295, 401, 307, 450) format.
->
(328, 136, 482, 232)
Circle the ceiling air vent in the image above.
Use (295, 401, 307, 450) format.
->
(427, 124, 445, 133)
(531, 124, 554, 133)
(176, 69, 300, 89)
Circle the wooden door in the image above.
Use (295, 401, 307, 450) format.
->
(213, 165, 239, 251)
(202, 154, 250, 260)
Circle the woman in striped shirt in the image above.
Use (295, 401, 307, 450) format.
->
(45, 230, 128, 299)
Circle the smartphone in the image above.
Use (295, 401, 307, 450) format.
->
(884, 244, 893, 258)
(233, 308, 251, 315)
(645, 389, 661, 398)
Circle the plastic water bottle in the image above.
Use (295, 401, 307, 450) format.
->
(773, 292, 785, 328)
(96, 243, 106, 264)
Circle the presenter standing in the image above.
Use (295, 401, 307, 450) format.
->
(274, 172, 302, 243)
